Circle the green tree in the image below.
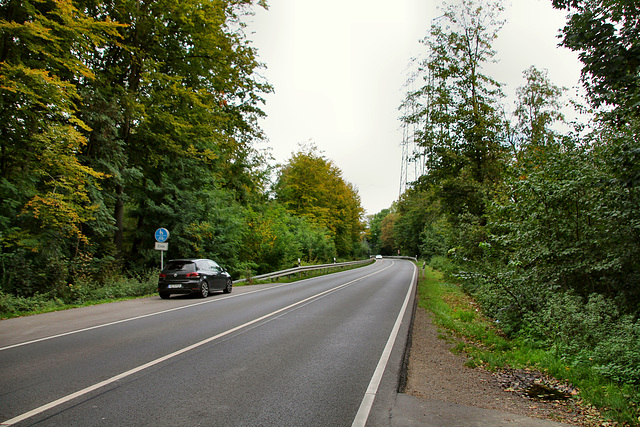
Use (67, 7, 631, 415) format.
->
(550, 0, 640, 240)
(289, 214, 336, 264)
(379, 212, 397, 256)
(77, 0, 271, 267)
(0, 0, 274, 294)
(274, 145, 365, 258)
(238, 203, 337, 275)
(238, 203, 301, 275)
(552, 0, 640, 120)
(401, 0, 506, 224)
(0, 0, 117, 294)
(393, 185, 439, 257)
(481, 124, 640, 326)
(514, 66, 565, 150)
(366, 208, 391, 255)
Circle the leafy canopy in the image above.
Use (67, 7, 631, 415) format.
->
(274, 144, 365, 258)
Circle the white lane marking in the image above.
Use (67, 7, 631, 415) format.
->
(1, 264, 394, 426)
(0, 284, 284, 352)
(0, 264, 382, 352)
(351, 261, 417, 427)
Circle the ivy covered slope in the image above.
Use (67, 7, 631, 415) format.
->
(368, 0, 640, 422)
(0, 0, 366, 307)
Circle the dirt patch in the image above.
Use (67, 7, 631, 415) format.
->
(404, 306, 608, 426)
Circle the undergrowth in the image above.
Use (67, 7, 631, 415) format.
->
(0, 270, 159, 319)
(418, 265, 640, 426)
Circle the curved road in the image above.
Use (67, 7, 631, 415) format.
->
(0, 259, 416, 426)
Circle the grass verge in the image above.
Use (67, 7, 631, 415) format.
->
(418, 265, 640, 426)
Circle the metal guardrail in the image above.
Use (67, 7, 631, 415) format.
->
(383, 256, 418, 262)
(233, 259, 375, 284)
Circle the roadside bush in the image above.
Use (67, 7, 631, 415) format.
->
(533, 291, 640, 385)
(470, 273, 543, 337)
(428, 255, 458, 282)
(545, 293, 617, 353)
(0, 270, 158, 318)
(291, 216, 336, 263)
(68, 270, 158, 303)
(0, 291, 64, 318)
(239, 205, 302, 275)
(419, 265, 640, 426)
(590, 317, 640, 385)
(420, 218, 449, 260)
(0, 247, 69, 297)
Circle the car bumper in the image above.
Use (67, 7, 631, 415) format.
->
(158, 282, 200, 295)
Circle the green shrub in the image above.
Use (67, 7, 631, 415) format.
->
(0, 270, 159, 319)
(422, 265, 640, 426)
(589, 316, 640, 385)
(531, 291, 640, 385)
(428, 255, 457, 280)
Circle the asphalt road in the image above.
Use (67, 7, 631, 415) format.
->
(0, 259, 416, 426)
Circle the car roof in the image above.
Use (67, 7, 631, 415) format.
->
(168, 258, 208, 262)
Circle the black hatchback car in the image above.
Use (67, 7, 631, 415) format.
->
(158, 259, 232, 299)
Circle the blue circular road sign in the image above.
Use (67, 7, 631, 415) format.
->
(155, 228, 170, 242)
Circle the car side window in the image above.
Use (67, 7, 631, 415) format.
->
(196, 260, 209, 271)
(208, 260, 220, 272)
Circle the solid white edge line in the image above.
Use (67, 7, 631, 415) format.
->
(1, 263, 394, 426)
(351, 261, 417, 427)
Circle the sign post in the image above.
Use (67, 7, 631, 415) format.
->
(154, 228, 170, 270)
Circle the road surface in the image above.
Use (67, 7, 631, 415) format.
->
(0, 259, 416, 426)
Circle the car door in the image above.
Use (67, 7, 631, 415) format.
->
(194, 260, 212, 288)
(207, 260, 226, 290)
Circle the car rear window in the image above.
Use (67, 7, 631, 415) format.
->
(165, 261, 195, 272)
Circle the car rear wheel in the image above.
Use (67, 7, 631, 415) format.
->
(223, 278, 232, 294)
(159, 292, 170, 299)
(199, 281, 209, 298)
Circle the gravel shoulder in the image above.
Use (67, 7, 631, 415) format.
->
(401, 306, 606, 426)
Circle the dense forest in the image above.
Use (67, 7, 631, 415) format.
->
(0, 0, 366, 302)
(367, 0, 640, 387)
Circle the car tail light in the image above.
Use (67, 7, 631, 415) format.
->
(159, 273, 166, 279)
(186, 272, 200, 278)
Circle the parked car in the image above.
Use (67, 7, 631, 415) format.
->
(158, 258, 232, 299)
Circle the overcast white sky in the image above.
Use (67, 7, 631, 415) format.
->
(244, 0, 584, 216)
